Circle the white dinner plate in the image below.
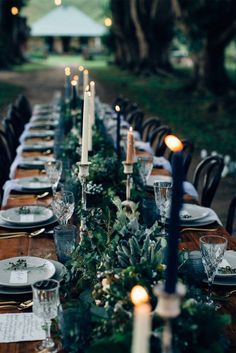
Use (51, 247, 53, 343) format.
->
(0, 206, 53, 225)
(25, 131, 55, 138)
(0, 260, 66, 294)
(0, 214, 57, 230)
(16, 176, 51, 191)
(0, 256, 55, 287)
(179, 204, 210, 222)
(19, 157, 55, 168)
(216, 251, 236, 278)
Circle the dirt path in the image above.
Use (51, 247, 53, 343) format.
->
(0, 66, 235, 233)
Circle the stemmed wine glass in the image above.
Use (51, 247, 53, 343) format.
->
(32, 279, 60, 353)
(153, 180, 172, 234)
(51, 190, 75, 225)
(200, 235, 227, 306)
(44, 160, 63, 194)
(137, 156, 153, 187)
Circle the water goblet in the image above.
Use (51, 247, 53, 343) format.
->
(153, 180, 172, 234)
(51, 190, 75, 225)
(32, 279, 60, 353)
(44, 160, 63, 194)
(137, 155, 153, 187)
(200, 235, 227, 306)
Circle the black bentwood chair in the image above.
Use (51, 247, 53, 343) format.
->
(226, 194, 236, 235)
(168, 139, 194, 179)
(141, 117, 161, 142)
(192, 155, 224, 208)
(149, 125, 172, 157)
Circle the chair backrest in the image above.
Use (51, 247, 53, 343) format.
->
(226, 194, 236, 235)
(128, 110, 144, 133)
(149, 125, 172, 156)
(7, 105, 25, 138)
(15, 95, 32, 124)
(192, 155, 224, 207)
(168, 138, 194, 179)
(141, 117, 161, 142)
(3, 118, 18, 157)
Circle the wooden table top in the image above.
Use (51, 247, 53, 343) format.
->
(1, 138, 236, 352)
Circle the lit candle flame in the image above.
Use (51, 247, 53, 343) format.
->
(165, 135, 183, 152)
(11, 7, 19, 15)
(90, 81, 95, 87)
(129, 126, 133, 132)
(131, 285, 149, 306)
(85, 85, 90, 92)
(73, 75, 79, 81)
(71, 80, 77, 86)
(84, 69, 89, 75)
(115, 105, 120, 112)
(79, 65, 84, 72)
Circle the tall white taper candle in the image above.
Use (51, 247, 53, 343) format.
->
(90, 81, 95, 126)
(81, 90, 91, 163)
(83, 69, 89, 94)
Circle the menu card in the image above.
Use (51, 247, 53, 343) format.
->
(0, 313, 45, 342)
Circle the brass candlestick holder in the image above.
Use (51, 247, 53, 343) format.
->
(122, 161, 136, 212)
(78, 162, 91, 237)
(153, 283, 186, 353)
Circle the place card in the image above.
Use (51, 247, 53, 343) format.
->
(9, 271, 28, 284)
(0, 313, 45, 342)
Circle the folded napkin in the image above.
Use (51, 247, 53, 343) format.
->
(135, 141, 154, 155)
(153, 156, 172, 173)
(183, 181, 199, 200)
(2, 180, 24, 206)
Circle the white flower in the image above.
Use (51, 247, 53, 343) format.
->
(102, 278, 110, 292)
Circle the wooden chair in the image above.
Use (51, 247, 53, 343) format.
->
(149, 125, 172, 156)
(192, 155, 224, 207)
(168, 139, 194, 179)
(226, 194, 236, 235)
(141, 117, 161, 142)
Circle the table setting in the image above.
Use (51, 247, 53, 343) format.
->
(0, 69, 236, 353)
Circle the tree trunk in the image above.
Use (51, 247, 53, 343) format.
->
(130, 0, 149, 71)
(192, 43, 233, 95)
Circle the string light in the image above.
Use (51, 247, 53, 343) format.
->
(104, 17, 112, 27)
(54, 0, 62, 6)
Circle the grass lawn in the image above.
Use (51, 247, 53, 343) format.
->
(12, 54, 236, 157)
(0, 81, 23, 112)
(90, 64, 236, 158)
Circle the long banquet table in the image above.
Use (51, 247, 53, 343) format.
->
(0, 104, 236, 352)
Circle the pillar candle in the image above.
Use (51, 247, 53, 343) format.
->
(83, 69, 89, 94)
(90, 81, 95, 126)
(164, 135, 184, 294)
(131, 285, 151, 353)
(81, 90, 91, 163)
(126, 127, 134, 163)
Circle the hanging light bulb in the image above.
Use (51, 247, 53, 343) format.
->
(11, 7, 19, 16)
